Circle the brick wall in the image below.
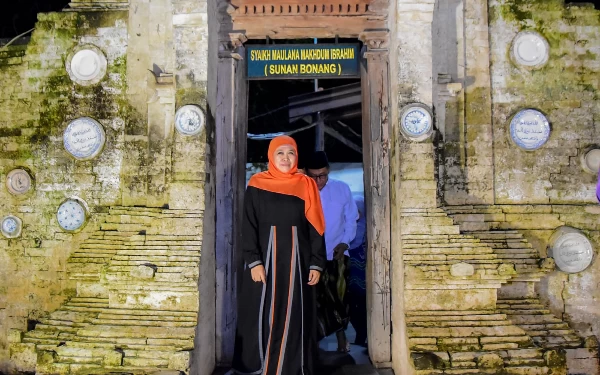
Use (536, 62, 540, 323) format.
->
(489, 0, 600, 204)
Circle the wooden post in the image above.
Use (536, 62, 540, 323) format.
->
(315, 113, 325, 151)
(215, 33, 248, 366)
(359, 29, 392, 366)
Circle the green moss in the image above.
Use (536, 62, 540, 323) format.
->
(80, 10, 128, 30)
(492, 0, 566, 24)
(175, 87, 207, 108)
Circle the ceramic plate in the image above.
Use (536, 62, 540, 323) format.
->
(175, 105, 206, 136)
(511, 31, 549, 68)
(399, 104, 433, 142)
(509, 109, 550, 151)
(552, 232, 594, 273)
(582, 148, 600, 174)
(1, 215, 22, 238)
(66, 45, 107, 85)
(6, 169, 32, 195)
(63, 117, 106, 160)
(57, 199, 87, 232)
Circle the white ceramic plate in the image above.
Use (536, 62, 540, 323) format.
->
(582, 148, 600, 174)
(57, 199, 87, 232)
(509, 109, 550, 151)
(66, 45, 107, 85)
(511, 31, 549, 68)
(399, 104, 433, 142)
(63, 117, 106, 160)
(1, 215, 22, 238)
(175, 105, 206, 136)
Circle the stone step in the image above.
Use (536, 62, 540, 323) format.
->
(77, 325, 195, 339)
(112, 251, 201, 258)
(146, 235, 203, 241)
(498, 299, 546, 304)
(62, 306, 107, 313)
(67, 336, 192, 351)
(506, 348, 544, 359)
(493, 248, 537, 254)
(407, 310, 498, 316)
(100, 223, 150, 232)
(70, 252, 116, 258)
(109, 260, 199, 267)
(35, 324, 80, 333)
(112, 255, 199, 261)
(519, 323, 571, 331)
(533, 336, 582, 348)
(38, 318, 91, 327)
(80, 241, 125, 248)
(91, 318, 197, 327)
(408, 325, 527, 338)
(22, 338, 65, 347)
(503, 367, 550, 375)
(499, 309, 551, 315)
(494, 254, 539, 260)
(504, 358, 547, 367)
(404, 254, 499, 261)
(402, 235, 479, 241)
(97, 309, 196, 317)
(406, 314, 508, 322)
(497, 303, 546, 310)
(471, 233, 524, 240)
(144, 240, 202, 248)
(408, 320, 519, 328)
(403, 243, 493, 250)
(405, 260, 502, 266)
(23, 330, 60, 339)
(508, 315, 563, 324)
(98, 314, 195, 322)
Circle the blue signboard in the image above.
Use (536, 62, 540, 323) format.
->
(247, 44, 360, 80)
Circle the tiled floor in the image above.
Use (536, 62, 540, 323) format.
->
(214, 325, 387, 375)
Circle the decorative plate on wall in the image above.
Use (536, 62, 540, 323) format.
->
(509, 109, 550, 151)
(63, 117, 106, 160)
(6, 169, 32, 195)
(399, 104, 433, 142)
(581, 147, 600, 174)
(175, 105, 206, 136)
(66, 45, 108, 86)
(1, 215, 22, 238)
(57, 199, 87, 232)
(548, 226, 595, 274)
(510, 31, 550, 69)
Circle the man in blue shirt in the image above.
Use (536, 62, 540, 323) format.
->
(306, 151, 358, 352)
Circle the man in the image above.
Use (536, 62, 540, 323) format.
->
(306, 150, 358, 353)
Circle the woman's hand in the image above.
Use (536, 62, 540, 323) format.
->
(251, 265, 266, 284)
(308, 270, 321, 285)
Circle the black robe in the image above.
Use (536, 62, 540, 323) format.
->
(233, 186, 327, 375)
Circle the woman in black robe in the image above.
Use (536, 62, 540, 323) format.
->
(233, 135, 327, 375)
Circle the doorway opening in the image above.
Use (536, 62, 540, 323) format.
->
(214, 32, 395, 373)
(244, 38, 369, 373)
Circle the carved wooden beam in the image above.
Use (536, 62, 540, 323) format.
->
(228, 0, 388, 39)
(218, 32, 248, 60)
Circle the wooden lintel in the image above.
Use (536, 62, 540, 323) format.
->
(232, 16, 386, 39)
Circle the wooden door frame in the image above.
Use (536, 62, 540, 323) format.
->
(214, 30, 394, 368)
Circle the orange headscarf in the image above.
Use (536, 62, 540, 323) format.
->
(248, 135, 325, 235)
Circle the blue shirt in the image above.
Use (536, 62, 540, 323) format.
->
(319, 179, 359, 260)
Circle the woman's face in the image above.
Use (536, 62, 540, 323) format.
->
(273, 144, 297, 173)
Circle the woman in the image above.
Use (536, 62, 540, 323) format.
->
(233, 135, 327, 375)
(347, 195, 367, 346)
